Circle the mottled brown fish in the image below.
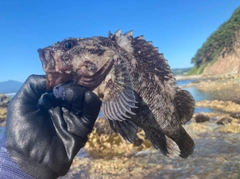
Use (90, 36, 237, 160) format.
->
(38, 29, 195, 158)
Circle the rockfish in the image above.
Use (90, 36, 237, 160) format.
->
(38, 29, 195, 158)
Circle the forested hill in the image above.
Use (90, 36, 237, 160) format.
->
(189, 7, 240, 75)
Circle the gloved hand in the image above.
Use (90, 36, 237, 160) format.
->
(2, 75, 101, 178)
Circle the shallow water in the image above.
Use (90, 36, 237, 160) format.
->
(178, 80, 226, 114)
(177, 79, 240, 101)
(64, 123, 240, 179)
(1, 80, 240, 178)
(64, 132, 240, 179)
(61, 80, 240, 178)
(144, 126, 240, 179)
(137, 139, 240, 178)
(0, 127, 4, 139)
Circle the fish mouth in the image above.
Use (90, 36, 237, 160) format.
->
(38, 48, 114, 90)
(46, 72, 72, 91)
(38, 48, 57, 73)
(38, 48, 72, 91)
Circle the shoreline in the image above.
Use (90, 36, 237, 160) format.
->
(1, 75, 240, 178)
(175, 75, 203, 80)
(181, 74, 240, 92)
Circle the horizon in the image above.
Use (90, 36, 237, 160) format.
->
(0, 1, 239, 82)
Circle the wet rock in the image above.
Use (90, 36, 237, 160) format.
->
(218, 120, 240, 134)
(230, 112, 240, 119)
(63, 155, 164, 179)
(133, 137, 143, 146)
(196, 100, 240, 113)
(0, 94, 9, 126)
(85, 118, 152, 158)
(0, 107, 7, 126)
(216, 118, 232, 125)
(183, 75, 240, 92)
(0, 94, 10, 108)
(94, 118, 115, 135)
(195, 114, 210, 123)
(230, 98, 240, 105)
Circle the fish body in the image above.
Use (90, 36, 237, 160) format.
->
(38, 29, 195, 158)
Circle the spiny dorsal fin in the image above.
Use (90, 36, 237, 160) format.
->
(108, 31, 113, 39)
(130, 31, 176, 84)
(124, 30, 134, 37)
(109, 29, 134, 53)
(136, 35, 144, 40)
(147, 41, 153, 45)
(115, 29, 122, 38)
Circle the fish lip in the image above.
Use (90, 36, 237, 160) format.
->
(45, 72, 73, 91)
(37, 48, 45, 64)
(38, 48, 65, 90)
(37, 48, 43, 54)
(38, 48, 57, 73)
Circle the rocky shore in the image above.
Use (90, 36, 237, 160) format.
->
(1, 74, 240, 178)
(0, 94, 10, 126)
(182, 74, 240, 91)
(65, 75, 240, 178)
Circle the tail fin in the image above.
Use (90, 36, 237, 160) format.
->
(145, 129, 180, 158)
(175, 126, 195, 158)
(145, 127, 194, 158)
(109, 120, 138, 143)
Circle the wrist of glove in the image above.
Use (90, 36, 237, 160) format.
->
(3, 75, 101, 178)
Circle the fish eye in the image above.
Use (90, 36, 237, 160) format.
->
(62, 40, 76, 51)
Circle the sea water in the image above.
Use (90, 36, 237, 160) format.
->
(0, 80, 230, 140)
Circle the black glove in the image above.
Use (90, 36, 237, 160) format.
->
(4, 75, 101, 178)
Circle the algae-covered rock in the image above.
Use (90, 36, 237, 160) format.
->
(218, 118, 240, 133)
(230, 112, 240, 119)
(63, 155, 164, 179)
(0, 107, 7, 126)
(216, 117, 232, 125)
(196, 100, 240, 113)
(195, 114, 210, 123)
(0, 94, 10, 108)
(0, 94, 10, 126)
(85, 118, 153, 158)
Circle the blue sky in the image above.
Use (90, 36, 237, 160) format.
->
(0, 0, 239, 82)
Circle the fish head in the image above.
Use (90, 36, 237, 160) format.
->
(38, 37, 115, 90)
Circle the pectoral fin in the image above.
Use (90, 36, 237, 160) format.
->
(100, 63, 137, 121)
(99, 62, 138, 143)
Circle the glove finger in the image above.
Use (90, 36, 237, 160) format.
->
(81, 91, 102, 130)
(38, 93, 61, 111)
(59, 91, 101, 146)
(63, 110, 90, 143)
(10, 75, 47, 111)
(50, 107, 85, 161)
(49, 106, 68, 139)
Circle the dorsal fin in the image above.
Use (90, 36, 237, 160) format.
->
(108, 31, 113, 39)
(109, 29, 134, 53)
(124, 30, 134, 37)
(114, 29, 122, 38)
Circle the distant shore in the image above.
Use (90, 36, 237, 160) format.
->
(181, 73, 240, 91)
(175, 75, 202, 80)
